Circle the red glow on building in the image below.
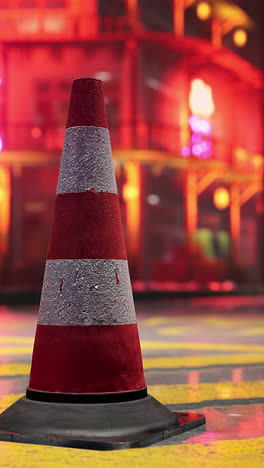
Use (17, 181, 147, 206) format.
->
(0, 166, 11, 256)
(0, 0, 262, 291)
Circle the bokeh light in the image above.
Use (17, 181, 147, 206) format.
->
(196, 2, 212, 21)
(253, 154, 263, 169)
(31, 127, 42, 138)
(189, 79, 215, 118)
(148, 194, 160, 205)
(213, 187, 230, 210)
(181, 146, 191, 157)
(233, 29, 247, 48)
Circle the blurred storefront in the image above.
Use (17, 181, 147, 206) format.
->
(0, 0, 263, 292)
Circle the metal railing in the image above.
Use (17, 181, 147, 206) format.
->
(3, 120, 248, 170)
(0, 12, 131, 41)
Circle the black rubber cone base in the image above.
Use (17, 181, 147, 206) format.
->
(0, 395, 205, 450)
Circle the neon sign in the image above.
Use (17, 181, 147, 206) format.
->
(181, 79, 215, 159)
(189, 79, 215, 118)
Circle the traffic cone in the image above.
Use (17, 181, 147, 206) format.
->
(0, 78, 205, 450)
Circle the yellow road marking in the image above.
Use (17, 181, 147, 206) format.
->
(201, 317, 264, 327)
(232, 328, 264, 336)
(0, 438, 263, 468)
(157, 327, 188, 335)
(141, 317, 172, 326)
(143, 354, 264, 369)
(1, 341, 264, 356)
(0, 347, 33, 355)
(0, 394, 24, 413)
(142, 316, 264, 328)
(157, 324, 264, 336)
(141, 341, 264, 352)
(1, 380, 264, 414)
(0, 363, 30, 376)
(0, 337, 33, 344)
(148, 380, 264, 405)
(1, 352, 264, 377)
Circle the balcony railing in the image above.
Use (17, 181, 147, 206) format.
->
(2, 120, 260, 176)
(0, 11, 131, 41)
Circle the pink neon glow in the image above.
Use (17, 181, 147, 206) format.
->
(191, 133, 202, 144)
(192, 144, 203, 156)
(200, 120, 211, 135)
(181, 146, 191, 157)
(0, 137, 3, 152)
(189, 115, 212, 136)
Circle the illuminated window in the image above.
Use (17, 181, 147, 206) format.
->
(181, 78, 215, 159)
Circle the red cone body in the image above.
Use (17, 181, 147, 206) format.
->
(28, 78, 146, 398)
(0, 78, 205, 450)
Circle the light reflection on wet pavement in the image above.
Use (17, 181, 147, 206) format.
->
(0, 296, 264, 467)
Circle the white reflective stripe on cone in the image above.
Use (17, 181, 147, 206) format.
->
(57, 126, 118, 195)
(38, 259, 136, 326)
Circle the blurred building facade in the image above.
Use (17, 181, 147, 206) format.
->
(0, 0, 263, 291)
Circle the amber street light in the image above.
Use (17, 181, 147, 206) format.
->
(195, 0, 253, 48)
(233, 28, 248, 47)
(196, 1, 212, 21)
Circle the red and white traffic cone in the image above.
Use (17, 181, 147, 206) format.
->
(0, 79, 205, 449)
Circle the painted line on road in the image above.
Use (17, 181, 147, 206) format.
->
(1, 340, 264, 356)
(1, 352, 264, 377)
(0, 437, 263, 467)
(1, 380, 264, 414)
(141, 341, 264, 352)
(143, 354, 264, 370)
(148, 380, 264, 405)
(0, 337, 33, 344)
(0, 347, 33, 355)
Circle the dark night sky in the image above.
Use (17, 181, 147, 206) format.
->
(234, 0, 262, 23)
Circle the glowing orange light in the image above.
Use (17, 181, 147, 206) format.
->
(233, 29, 247, 48)
(214, 187, 230, 210)
(123, 184, 139, 200)
(189, 79, 215, 118)
(234, 147, 247, 163)
(196, 2, 211, 21)
(31, 127, 42, 139)
(253, 154, 263, 169)
(0, 166, 11, 256)
(123, 162, 140, 256)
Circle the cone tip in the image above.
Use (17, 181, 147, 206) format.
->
(66, 77, 108, 129)
(72, 77, 103, 86)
